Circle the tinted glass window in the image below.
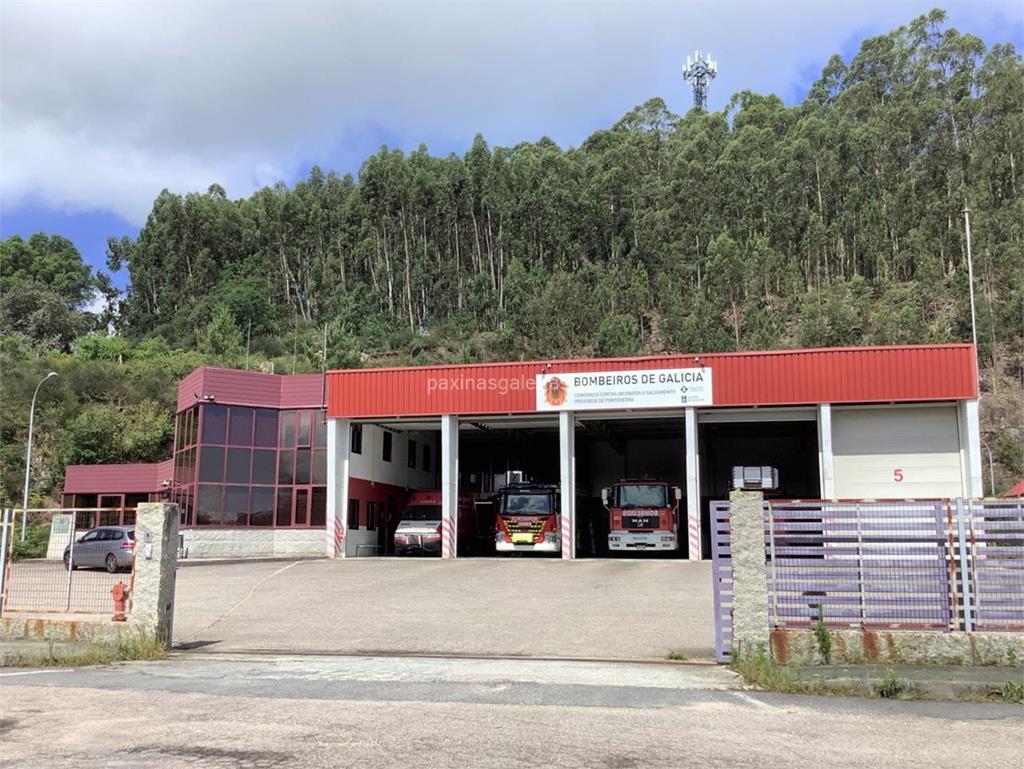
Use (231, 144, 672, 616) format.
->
(276, 488, 292, 526)
(202, 405, 228, 444)
(251, 487, 274, 527)
(351, 424, 362, 454)
(198, 447, 225, 483)
(294, 449, 311, 485)
(382, 432, 392, 462)
(254, 409, 278, 447)
(225, 448, 251, 484)
(251, 450, 276, 485)
(295, 488, 309, 525)
(310, 487, 326, 526)
(223, 485, 248, 526)
(278, 451, 294, 484)
(312, 451, 327, 485)
(298, 411, 312, 446)
(279, 411, 295, 448)
(408, 439, 417, 468)
(314, 413, 327, 448)
(197, 484, 223, 525)
(348, 499, 359, 528)
(228, 407, 254, 446)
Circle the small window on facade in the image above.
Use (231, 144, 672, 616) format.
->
(225, 448, 251, 484)
(294, 449, 311, 485)
(279, 411, 296, 448)
(314, 411, 327, 448)
(382, 431, 392, 463)
(251, 449, 276, 485)
(351, 424, 363, 454)
(228, 406, 254, 446)
(201, 404, 228, 444)
(310, 487, 326, 526)
(348, 499, 360, 528)
(312, 451, 327, 485)
(366, 501, 376, 530)
(278, 451, 295, 485)
(298, 411, 312, 446)
(422, 444, 431, 473)
(276, 488, 293, 527)
(253, 409, 278, 447)
(408, 439, 417, 469)
(251, 487, 274, 527)
(198, 446, 225, 483)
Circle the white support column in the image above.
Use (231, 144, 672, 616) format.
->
(959, 399, 983, 498)
(441, 415, 459, 559)
(559, 410, 576, 560)
(326, 419, 350, 558)
(817, 404, 836, 501)
(685, 408, 701, 561)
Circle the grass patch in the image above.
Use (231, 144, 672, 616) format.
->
(995, 680, 1024, 704)
(873, 669, 907, 699)
(729, 647, 828, 695)
(6, 632, 168, 668)
(665, 649, 688, 661)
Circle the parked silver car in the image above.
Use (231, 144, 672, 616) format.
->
(63, 526, 135, 573)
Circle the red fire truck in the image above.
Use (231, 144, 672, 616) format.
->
(493, 481, 561, 554)
(601, 479, 682, 552)
(393, 490, 477, 556)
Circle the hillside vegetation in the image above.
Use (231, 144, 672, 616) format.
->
(1, 9, 1021, 503)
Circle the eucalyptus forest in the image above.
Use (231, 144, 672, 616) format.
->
(2, 9, 1022, 503)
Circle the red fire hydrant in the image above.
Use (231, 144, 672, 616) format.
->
(111, 582, 130, 622)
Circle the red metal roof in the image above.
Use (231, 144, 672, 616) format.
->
(176, 366, 325, 413)
(327, 344, 978, 419)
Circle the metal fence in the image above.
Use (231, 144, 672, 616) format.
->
(0, 508, 136, 616)
(710, 498, 1024, 661)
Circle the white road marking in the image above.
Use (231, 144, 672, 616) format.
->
(729, 690, 776, 710)
(0, 669, 63, 678)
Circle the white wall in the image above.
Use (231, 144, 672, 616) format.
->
(348, 424, 439, 490)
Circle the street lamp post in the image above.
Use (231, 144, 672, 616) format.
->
(21, 372, 58, 541)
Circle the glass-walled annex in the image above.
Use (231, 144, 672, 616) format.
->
(171, 403, 328, 528)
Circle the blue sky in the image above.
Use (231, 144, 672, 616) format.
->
(1, 1, 1021, 291)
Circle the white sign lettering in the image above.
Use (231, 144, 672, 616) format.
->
(536, 368, 713, 411)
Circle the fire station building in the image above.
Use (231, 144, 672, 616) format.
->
(63, 343, 982, 560)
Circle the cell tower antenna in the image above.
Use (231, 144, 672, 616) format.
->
(682, 50, 717, 111)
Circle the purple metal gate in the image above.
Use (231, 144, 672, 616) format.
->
(710, 501, 733, 662)
(707, 498, 1024, 663)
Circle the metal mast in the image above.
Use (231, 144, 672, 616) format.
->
(683, 50, 717, 111)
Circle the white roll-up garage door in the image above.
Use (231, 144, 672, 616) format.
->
(832, 405, 963, 499)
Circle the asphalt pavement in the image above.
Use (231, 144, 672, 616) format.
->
(172, 557, 716, 660)
(0, 653, 1020, 769)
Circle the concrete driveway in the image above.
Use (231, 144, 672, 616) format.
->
(172, 558, 715, 660)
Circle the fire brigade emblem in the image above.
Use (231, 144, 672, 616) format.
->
(544, 377, 568, 407)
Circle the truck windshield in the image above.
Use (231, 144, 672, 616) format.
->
(615, 484, 668, 509)
(502, 493, 553, 515)
(404, 505, 442, 521)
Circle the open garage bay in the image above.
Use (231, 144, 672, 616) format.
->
(173, 558, 714, 661)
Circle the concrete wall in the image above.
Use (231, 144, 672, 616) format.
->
(180, 527, 325, 559)
(770, 628, 1024, 668)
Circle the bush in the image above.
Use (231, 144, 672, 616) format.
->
(10, 522, 51, 561)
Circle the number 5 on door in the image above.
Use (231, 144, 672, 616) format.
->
(893, 468, 904, 483)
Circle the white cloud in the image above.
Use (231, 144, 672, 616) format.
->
(1, 0, 1019, 225)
